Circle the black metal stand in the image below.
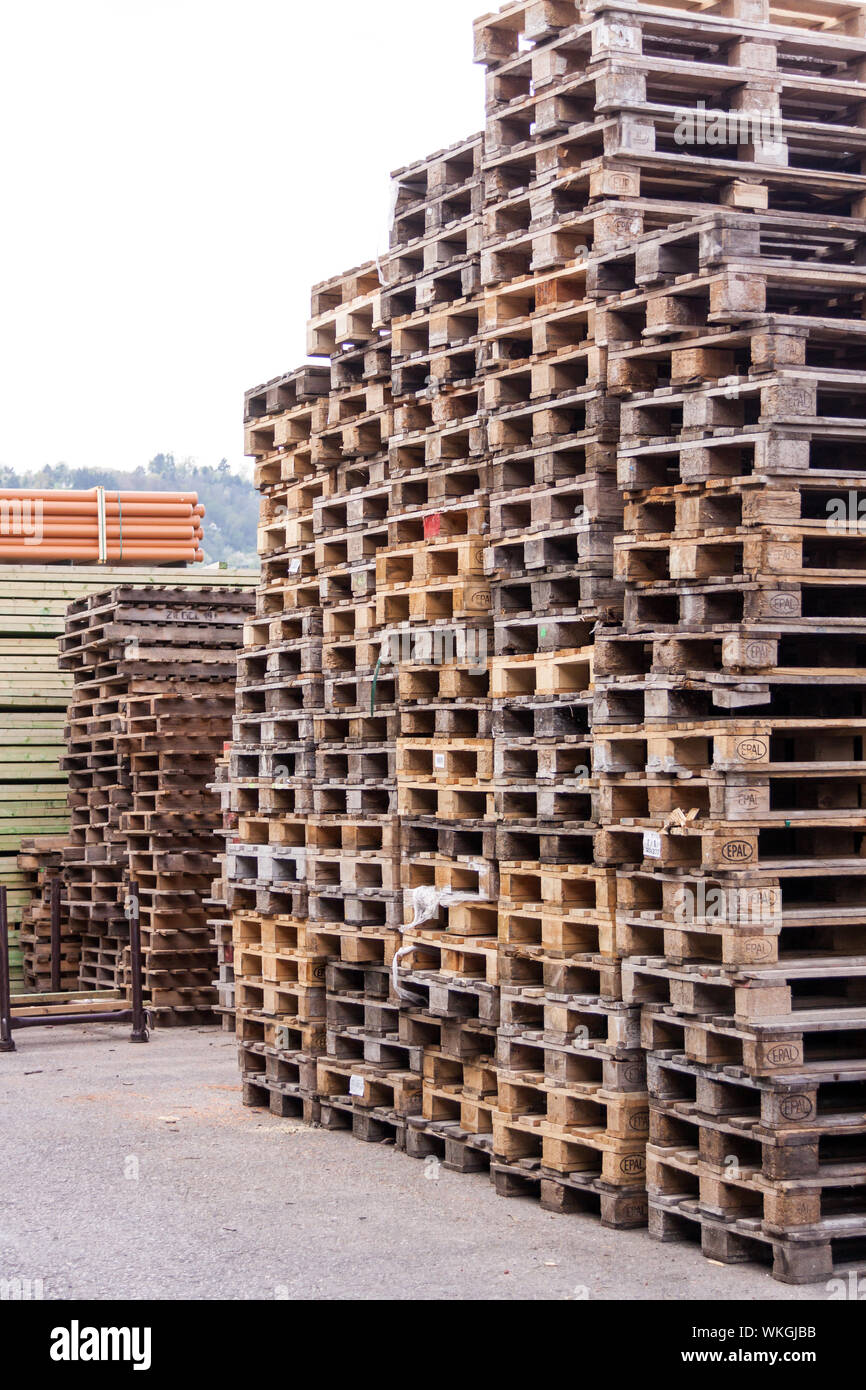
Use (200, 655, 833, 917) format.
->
(0, 886, 15, 1052)
(50, 876, 61, 994)
(0, 881, 149, 1050)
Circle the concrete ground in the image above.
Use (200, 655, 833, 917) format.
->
(0, 1025, 824, 1301)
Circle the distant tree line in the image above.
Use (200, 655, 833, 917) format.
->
(0, 455, 260, 568)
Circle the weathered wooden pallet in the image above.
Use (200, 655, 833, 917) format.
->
(642, 997, 866, 1077)
(492, 1109, 647, 1184)
(648, 1050, 866, 1129)
(649, 1190, 866, 1285)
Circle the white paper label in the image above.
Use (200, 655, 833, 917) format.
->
(643, 831, 662, 859)
(349, 1075, 365, 1098)
(434, 754, 446, 769)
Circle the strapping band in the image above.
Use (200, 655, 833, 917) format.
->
(96, 486, 107, 563)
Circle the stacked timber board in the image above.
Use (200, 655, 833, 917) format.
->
(56, 586, 255, 1024)
(0, 563, 256, 991)
(232, 0, 866, 1284)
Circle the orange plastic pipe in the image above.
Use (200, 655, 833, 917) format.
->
(0, 544, 204, 561)
(11, 502, 200, 519)
(15, 506, 207, 521)
(16, 524, 203, 539)
(0, 533, 200, 544)
(0, 489, 199, 504)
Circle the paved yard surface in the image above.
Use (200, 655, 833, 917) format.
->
(0, 1025, 820, 1301)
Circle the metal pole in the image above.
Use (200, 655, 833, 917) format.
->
(127, 882, 148, 1044)
(50, 877, 62, 995)
(0, 887, 16, 1052)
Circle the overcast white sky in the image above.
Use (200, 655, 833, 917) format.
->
(0, 1, 486, 478)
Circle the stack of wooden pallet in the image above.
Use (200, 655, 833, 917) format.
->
(233, 0, 866, 1284)
(593, 203, 866, 1284)
(386, 135, 505, 1164)
(309, 263, 413, 1134)
(57, 586, 253, 1023)
(0, 562, 256, 992)
(239, 277, 419, 1127)
(234, 365, 330, 1110)
(591, 242, 866, 1280)
(476, 2, 654, 1220)
(205, 748, 236, 1030)
(121, 686, 239, 1023)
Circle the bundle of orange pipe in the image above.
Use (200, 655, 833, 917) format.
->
(0, 489, 205, 563)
